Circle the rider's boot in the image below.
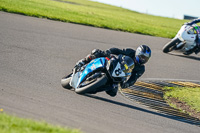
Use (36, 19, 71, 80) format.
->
(194, 41, 200, 54)
(105, 84, 118, 97)
(89, 84, 118, 97)
(185, 43, 200, 55)
(183, 49, 194, 55)
(183, 38, 200, 55)
(194, 47, 200, 54)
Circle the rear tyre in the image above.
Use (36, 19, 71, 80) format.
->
(61, 74, 72, 89)
(162, 38, 181, 53)
(75, 75, 108, 94)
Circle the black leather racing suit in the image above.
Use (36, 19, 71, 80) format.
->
(80, 48, 145, 97)
(186, 18, 200, 25)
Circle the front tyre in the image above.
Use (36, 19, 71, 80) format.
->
(162, 38, 181, 53)
(61, 74, 72, 89)
(75, 75, 108, 94)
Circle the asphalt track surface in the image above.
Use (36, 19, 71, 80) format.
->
(0, 11, 200, 133)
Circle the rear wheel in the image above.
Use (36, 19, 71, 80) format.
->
(75, 74, 108, 94)
(163, 38, 181, 53)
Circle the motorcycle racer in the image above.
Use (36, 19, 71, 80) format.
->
(185, 18, 200, 26)
(75, 45, 151, 97)
(183, 18, 200, 55)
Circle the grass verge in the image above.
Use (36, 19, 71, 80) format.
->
(0, 0, 188, 38)
(0, 112, 81, 133)
(163, 87, 200, 119)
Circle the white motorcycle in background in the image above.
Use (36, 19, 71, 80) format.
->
(162, 24, 200, 55)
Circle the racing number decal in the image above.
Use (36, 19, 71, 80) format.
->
(112, 62, 126, 77)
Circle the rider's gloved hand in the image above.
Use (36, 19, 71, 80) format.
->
(91, 49, 102, 57)
(104, 50, 111, 58)
(91, 49, 111, 59)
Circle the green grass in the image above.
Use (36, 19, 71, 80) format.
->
(0, 0, 188, 38)
(163, 87, 200, 112)
(0, 112, 81, 133)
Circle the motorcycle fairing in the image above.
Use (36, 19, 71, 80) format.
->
(71, 57, 106, 89)
(70, 71, 81, 89)
(176, 25, 196, 42)
(175, 25, 197, 52)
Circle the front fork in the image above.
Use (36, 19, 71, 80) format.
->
(176, 41, 186, 49)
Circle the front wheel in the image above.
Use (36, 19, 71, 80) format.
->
(75, 75, 108, 94)
(162, 38, 181, 53)
(61, 73, 72, 89)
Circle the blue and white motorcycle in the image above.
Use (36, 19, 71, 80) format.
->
(61, 55, 134, 94)
(162, 24, 200, 54)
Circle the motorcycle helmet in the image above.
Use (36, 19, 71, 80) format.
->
(135, 45, 151, 65)
(188, 24, 200, 34)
